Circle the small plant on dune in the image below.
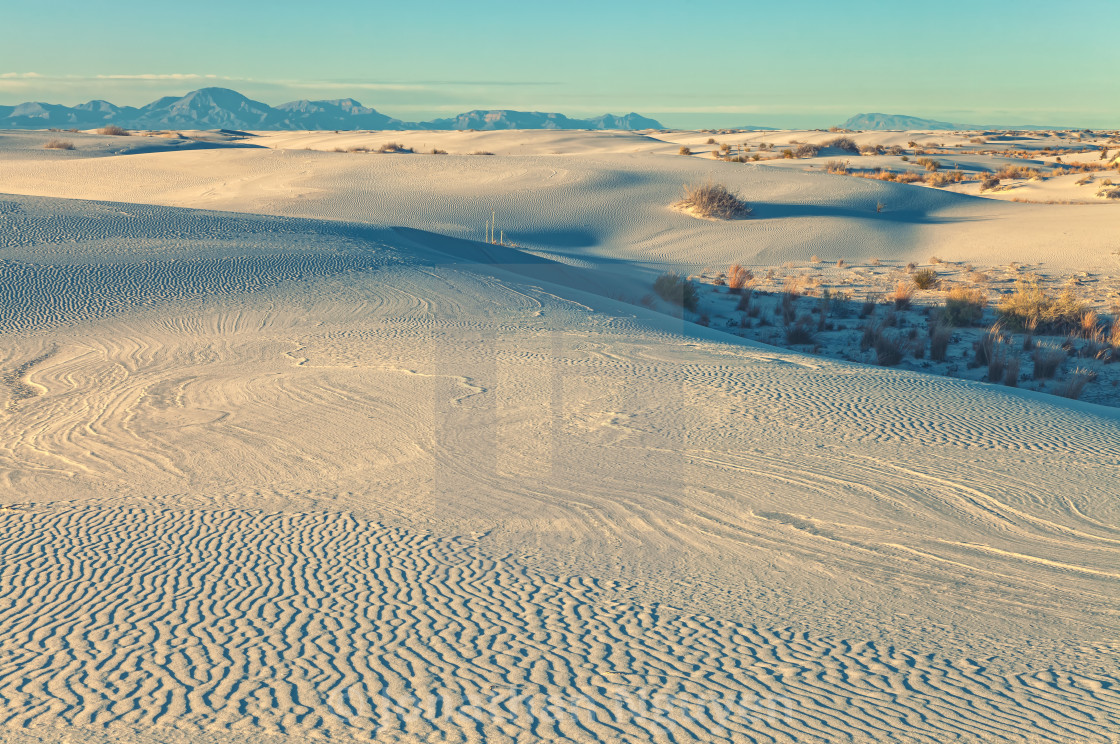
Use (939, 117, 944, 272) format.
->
(874, 329, 907, 366)
(97, 125, 129, 136)
(917, 157, 941, 172)
(890, 281, 913, 310)
(911, 268, 939, 290)
(431, 148, 448, 155)
(1032, 344, 1065, 380)
(719, 143, 732, 153)
(825, 160, 850, 174)
(929, 323, 952, 362)
(785, 316, 816, 345)
(679, 146, 692, 156)
(976, 323, 1011, 382)
(469, 150, 495, 156)
(942, 287, 987, 326)
(727, 264, 753, 294)
(782, 148, 795, 159)
(794, 143, 819, 158)
(996, 281, 1087, 334)
(1057, 368, 1095, 400)
(653, 272, 699, 312)
(674, 182, 751, 220)
(824, 136, 859, 152)
(44, 139, 74, 150)
(706, 137, 717, 145)
(897, 172, 923, 183)
(377, 142, 412, 153)
(979, 175, 1001, 191)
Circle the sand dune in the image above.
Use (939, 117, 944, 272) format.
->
(1, 131, 1119, 742)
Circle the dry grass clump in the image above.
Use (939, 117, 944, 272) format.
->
(727, 264, 753, 293)
(911, 268, 939, 290)
(994, 165, 1042, 180)
(674, 182, 751, 220)
(930, 323, 952, 362)
(468, 150, 495, 156)
(653, 272, 698, 312)
(825, 160, 850, 174)
(377, 142, 412, 153)
(1031, 344, 1065, 380)
(679, 146, 692, 156)
(942, 287, 987, 326)
(896, 172, 924, 184)
(431, 148, 448, 155)
(1098, 186, 1120, 199)
(44, 139, 75, 150)
(1057, 368, 1095, 399)
(794, 143, 820, 157)
(824, 137, 859, 152)
(979, 175, 1001, 191)
(996, 281, 1087, 334)
(97, 125, 129, 136)
(916, 157, 941, 172)
(890, 281, 913, 310)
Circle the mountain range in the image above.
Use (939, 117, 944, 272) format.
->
(0, 87, 663, 131)
(841, 112, 1077, 131)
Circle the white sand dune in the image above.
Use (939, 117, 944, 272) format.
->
(1, 132, 1119, 743)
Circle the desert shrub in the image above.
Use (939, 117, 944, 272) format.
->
(44, 139, 74, 150)
(825, 160, 850, 174)
(679, 146, 692, 156)
(431, 148, 448, 154)
(890, 281, 913, 310)
(794, 143, 819, 157)
(653, 272, 699, 312)
(887, 145, 904, 156)
(706, 137, 717, 145)
(674, 182, 750, 219)
(469, 150, 495, 155)
(859, 144, 883, 156)
(917, 157, 941, 172)
(927, 172, 953, 186)
(97, 125, 129, 136)
(942, 287, 987, 326)
(874, 330, 907, 366)
(996, 281, 1087, 334)
(727, 264, 753, 293)
(896, 172, 923, 183)
(781, 148, 795, 159)
(1057, 368, 1095, 399)
(930, 323, 952, 362)
(976, 324, 1011, 382)
(1099, 187, 1120, 199)
(911, 269, 939, 290)
(824, 137, 859, 152)
(785, 317, 815, 345)
(979, 175, 1000, 191)
(1031, 344, 1065, 379)
(377, 142, 412, 153)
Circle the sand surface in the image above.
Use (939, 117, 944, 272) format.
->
(1, 129, 1119, 743)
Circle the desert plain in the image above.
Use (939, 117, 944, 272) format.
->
(0, 125, 1119, 743)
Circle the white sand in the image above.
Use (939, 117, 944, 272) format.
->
(1, 129, 1118, 743)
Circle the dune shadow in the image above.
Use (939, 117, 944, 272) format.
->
(748, 201, 988, 225)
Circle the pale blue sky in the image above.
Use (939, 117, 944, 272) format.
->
(2, 0, 1118, 127)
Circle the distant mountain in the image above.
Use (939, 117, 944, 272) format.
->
(0, 88, 664, 131)
(419, 110, 663, 131)
(841, 113, 958, 130)
(841, 112, 1077, 131)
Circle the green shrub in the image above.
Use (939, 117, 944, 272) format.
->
(942, 287, 987, 326)
(911, 269, 939, 290)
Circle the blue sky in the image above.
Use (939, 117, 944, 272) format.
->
(2, 0, 1118, 127)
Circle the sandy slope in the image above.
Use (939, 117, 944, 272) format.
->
(1, 133, 1119, 743)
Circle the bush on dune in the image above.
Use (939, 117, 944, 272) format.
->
(44, 139, 74, 150)
(97, 125, 129, 136)
(996, 281, 1086, 334)
(653, 273, 699, 312)
(674, 182, 751, 220)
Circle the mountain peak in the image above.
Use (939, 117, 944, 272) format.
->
(0, 88, 664, 132)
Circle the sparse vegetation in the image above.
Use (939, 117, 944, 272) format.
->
(44, 139, 74, 150)
(996, 281, 1087, 334)
(911, 269, 939, 290)
(942, 287, 987, 326)
(727, 264, 753, 293)
(97, 125, 129, 136)
(674, 182, 751, 220)
(679, 146, 692, 156)
(653, 273, 699, 312)
(824, 137, 859, 152)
